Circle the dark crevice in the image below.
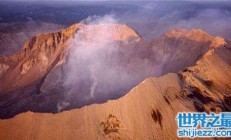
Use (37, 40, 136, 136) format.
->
(191, 87, 213, 104)
(36, 53, 63, 95)
(163, 96, 171, 106)
(151, 109, 163, 129)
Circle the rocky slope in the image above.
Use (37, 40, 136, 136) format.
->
(0, 23, 230, 139)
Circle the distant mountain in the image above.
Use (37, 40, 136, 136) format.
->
(0, 22, 230, 139)
(0, 21, 64, 55)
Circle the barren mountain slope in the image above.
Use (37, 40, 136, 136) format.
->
(0, 42, 230, 140)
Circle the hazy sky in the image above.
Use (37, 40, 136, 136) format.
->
(0, 0, 231, 39)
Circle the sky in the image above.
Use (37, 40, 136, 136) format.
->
(0, 0, 231, 39)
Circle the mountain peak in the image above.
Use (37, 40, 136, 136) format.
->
(164, 28, 227, 48)
(0, 23, 141, 92)
(165, 28, 210, 38)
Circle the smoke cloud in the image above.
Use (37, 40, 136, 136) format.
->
(63, 15, 159, 106)
(115, 1, 231, 40)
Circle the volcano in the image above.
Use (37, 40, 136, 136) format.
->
(0, 23, 231, 139)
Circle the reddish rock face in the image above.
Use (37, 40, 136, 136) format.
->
(0, 23, 141, 93)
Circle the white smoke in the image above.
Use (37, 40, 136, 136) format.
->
(72, 14, 119, 98)
(57, 101, 70, 112)
(82, 14, 118, 25)
(63, 14, 158, 105)
(89, 65, 97, 98)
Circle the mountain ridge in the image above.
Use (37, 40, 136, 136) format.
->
(0, 23, 231, 139)
(0, 23, 140, 93)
